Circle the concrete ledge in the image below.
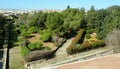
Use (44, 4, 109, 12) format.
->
(44, 48, 113, 69)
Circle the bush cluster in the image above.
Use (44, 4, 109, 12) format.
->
(29, 27, 39, 33)
(21, 30, 31, 37)
(40, 30, 51, 42)
(37, 30, 43, 34)
(67, 40, 105, 54)
(28, 42, 43, 51)
(85, 34, 90, 39)
(21, 46, 31, 57)
(86, 29, 95, 34)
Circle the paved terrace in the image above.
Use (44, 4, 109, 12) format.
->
(53, 53, 120, 69)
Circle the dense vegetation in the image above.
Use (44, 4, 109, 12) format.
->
(0, 15, 7, 48)
(15, 5, 120, 56)
(1, 5, 120, 61)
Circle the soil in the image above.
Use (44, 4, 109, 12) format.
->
(27, 33, 56, 50)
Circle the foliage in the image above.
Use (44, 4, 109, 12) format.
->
(21, 46, 31, 57)
(21, 30, 31, 37)
(72, 29, 85, 44)
(85, 34, 90, 39)
(40, 30, 52, 42)
(37, 30, 43, 34)
(41, 34, 51, 42)
(67, 40, 105, 54)
(29, 27, 39, 33)
(28, 42, 43, 51)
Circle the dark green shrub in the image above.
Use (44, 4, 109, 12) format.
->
(21, 46, 31, 57)
(85, 34, 90, 39)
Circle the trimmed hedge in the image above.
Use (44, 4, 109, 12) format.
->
(72, 29, 85, 44)
(67, 40, 105, 54)
(25, 50, 53, 62)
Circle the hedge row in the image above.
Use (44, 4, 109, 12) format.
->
(67, 40, 105, 54)
(72, 29, 85, 45)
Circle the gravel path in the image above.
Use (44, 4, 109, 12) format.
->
(55, 38, 74, 56)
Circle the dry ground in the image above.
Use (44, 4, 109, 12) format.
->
(27, 33, 56, 50)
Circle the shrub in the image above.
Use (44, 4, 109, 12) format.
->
(67, 29, 85, 54)
(28, 43, 36, 51)
(67, 40, 105, 54)
(40, 34, 51, 42)
(29, 27, 39, 33)
(28, 42, 43, 51)
(21, 46, 31, 57)
(67, 45, 76, 54)
(72, 29, 85, 44)
(40, 29, 52, 42)
(35, 42, 43, 49)
(85, 34, 90, 39)
(21, 30, 31, 37)
(38, 30, 43, 34)
(86, 29, 95, 34)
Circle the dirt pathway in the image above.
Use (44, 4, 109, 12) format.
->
(55, 38, 74, 56)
